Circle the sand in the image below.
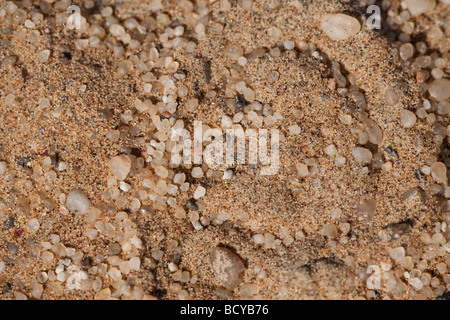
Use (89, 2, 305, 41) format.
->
(0, 0, 450, 300)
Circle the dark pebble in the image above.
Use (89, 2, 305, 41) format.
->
(51, 152, 60, 166)
(3, 217, 15, 230)
(108, 243, 121, 256)
(234, 94, 246, 110)
(16, 156, 31, 168)
(186, 198, 198, 211)
(7, 242, 19, 255)
(81, 256, 93, 269)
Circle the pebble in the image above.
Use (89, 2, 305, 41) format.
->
(3, 217, 15, 230)
(325, 144, 338, 156)
(351, 147, 372, 164)
(390, 247, 406, 261)
(405, 0, 436, 16)
(211, 247, 245, 291)
(400, 109, 417, 128)
(66, 190, 91, 216)
(363, 119, 383, 145)
(117, 60, 134, 77)
(194, 186, 206, 199)
(320, 13, 361, 41)
(399, 43, 414, 61)
(296, 163, 309, 178)
(321, 224, 338, 238)
(191, 167, 204, 178)
(28, 218, 40, 233)
(428, 79, 450, 102)
(431, 162, 447, 184)
(357, 199, 377, 221)
(108, 155, 131, 181)
(288, 125, 301, 135)
(385, 88, 400, 106)
(7, 242, 19, 255)
(0, 161, 7, 174)
(408, 277, 424, 290)
(240, 284, 259, 297)
(38, 50, 51, 63)
(31, 280, 43, 299)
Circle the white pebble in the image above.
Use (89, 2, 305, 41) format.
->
(351, 147, 372, 164)
(0, 161, 7, 175)
(65, 190, 91, 216)
(428, 79, 450, 102)
(320, 13, 361, 41)
(405, 0, 435, 16)
(28, 219, 40, 233)
(288, 125, 301, 135)
(108, 155, 131, 181)
(390, 247, 406, 261)
(400, 109, 417, 128)
(194, 186, 206, 199)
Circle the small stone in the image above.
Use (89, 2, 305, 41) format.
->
(28, 218, 40, 233)
(288, 125, 301, 135)
(117, 60, 134, 77)
(5, 2, 18, 14)
(240, 284, 259, 297)
(399, 110, 417, 129)
(430, 162, 447, 184)
(66, 190, 91, 216)
(405, 0, 435, 16)
(38, 50, 51, 63)
(296, 163, 309, 178)
(321, 224, 338, 238)
(108, 155, 131, 180)
(399, 44, 414, 61)
(408, 277, 424, 290)
(191, 167, 204, 179)
(211, 247, 246, 291)
(357, 199, 377, 221)
(0, 161, 7, 174)
(37, 272, 48, 284)
(428, 79, 450, 102)
(129, 257, 140, 271)
(234, 94, 246, 110)
(320, 13, 361, 41)
(324, 144, 337, 156)
(385, 88, 400, 105)
(7, 242, 19, 255)
(351, 147, 372, 164)
(390, 246, 406, 261)
(31, 280, 43, 299)
(363, 119, 383, 145)
(194, 186, 206, 199)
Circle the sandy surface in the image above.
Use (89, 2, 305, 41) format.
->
(0, 0, 450, 300)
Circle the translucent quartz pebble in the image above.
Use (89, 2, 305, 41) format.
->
(430, 162, 447, 184)
(400, 109, 417, 128)
(363, 119, 383, 145)
(405, 0, 436, 16)
(211, 247, 245, 291)
(428, 79, 450, 102)
(320, 14, 361, 41)
(352, 147, 372, 164)
(66, 190, 91, 216)
(108, 155, 131, 181)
